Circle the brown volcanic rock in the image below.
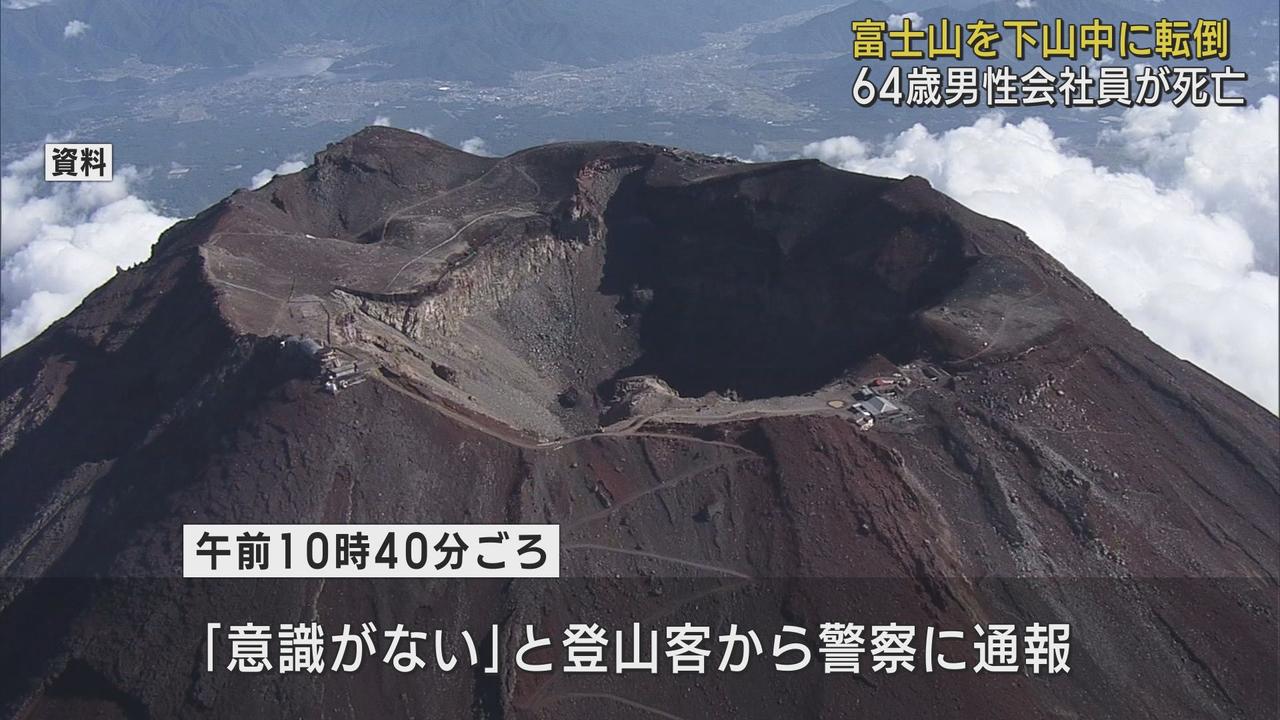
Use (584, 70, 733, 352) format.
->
(0, 127, 1276, 718)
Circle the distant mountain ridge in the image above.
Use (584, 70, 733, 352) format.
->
(0, 0, 826, 79)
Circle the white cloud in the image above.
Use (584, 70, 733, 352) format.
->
(62, 19, 88, 38)
(802, 101, 1280, 413)
(887, 12, 922, 30)
(1, 145, 179, 355)
(460, 136, 494, 156)
(803, 135, 868, 162)
(369, 118, 433, 137)
(1104, 97, 1279, 273)
(1014, 0, 1036, 8)
(1265, 61, 1278, 85)
(249, 159, 306, 189)
(1, 0, 55, 8)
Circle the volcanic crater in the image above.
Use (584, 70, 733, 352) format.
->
(0, 128, 1274, 720)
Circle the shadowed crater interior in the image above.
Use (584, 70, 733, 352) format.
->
(599, 161, 974, 399)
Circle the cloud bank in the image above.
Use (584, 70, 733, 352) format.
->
(460, 137, 494, 156)
(803, 98, 1280, 412)
(1, 146, 179, 355)
(249, 158, 307, 189)
(369, 118, 433, 138)
(62, 19, 89, 38)
(1103, 99, 1279, 273)
(887, 12, 923, 30)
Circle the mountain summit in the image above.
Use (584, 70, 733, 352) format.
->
(1, 127, 1275, 718)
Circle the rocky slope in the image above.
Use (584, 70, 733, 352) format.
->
(0, 127, 1276, 718)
